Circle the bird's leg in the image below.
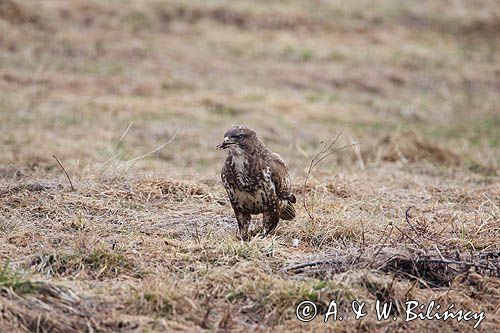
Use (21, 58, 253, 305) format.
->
(236, 212, 251, 241)
(263, 208, 280, 235)
(249, 224, 265, 238)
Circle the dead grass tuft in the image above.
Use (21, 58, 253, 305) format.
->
(132, 178, 212, 202)
(31, 246, 140, 280)
(377, 130, 461, 165)
(126, 278, 201, 321)
(0, 264, 40, 295)
(226, 275, 354, 325)
(0, 274, 99, 333)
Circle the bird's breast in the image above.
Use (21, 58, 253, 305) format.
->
(232, 186, 277, 214)
(223, 153, 279, 212)
(231, 154, 247, 185)
(228, 165, 277, 214)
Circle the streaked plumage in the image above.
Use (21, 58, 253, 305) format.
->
(217, 125, 296, 240)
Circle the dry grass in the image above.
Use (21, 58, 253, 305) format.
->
(1, 0, 499, 332)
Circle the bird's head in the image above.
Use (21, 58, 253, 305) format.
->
(216, 125, 260, 153)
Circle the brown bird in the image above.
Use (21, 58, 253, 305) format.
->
(217, 125, 296, 240)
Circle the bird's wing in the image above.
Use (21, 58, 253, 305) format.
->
(268, 153, 293, 200)
(221, 158, 232, 190)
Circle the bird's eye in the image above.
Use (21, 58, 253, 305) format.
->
(234, 134, 243, 140)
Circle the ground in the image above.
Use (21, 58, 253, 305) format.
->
(0, 0, 499, 332)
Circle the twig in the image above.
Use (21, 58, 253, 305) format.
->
(404, 206, 419, 235)
(302, 129, 358, 221)
(361, 222, 395, 269)
(102, 121, 134, 167)
(395, 144, 408, 164)
(284, 244, 500, 284)
(434, 244, 445, 261)
(286, 252, 499, 277)
(404, 206, 447, 246)
(478, 250, 500, 259)
(112, 121, 134, 153)
(359, 218, 366, 250)
(393, 223, 425, 251)
(347, 133, 365, 170)
(7, 161, 39, 181)
(396, 270, 434, 289)
(283, 259, 336, 272)
(52, 155, 75, 191)
(415, 258, 497, 271)
(303, 130, 343, 221)
(404, 280, 418, 299)
(119, 128, 179, 169)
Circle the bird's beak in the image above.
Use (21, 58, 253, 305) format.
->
(216, 137, 235, 150)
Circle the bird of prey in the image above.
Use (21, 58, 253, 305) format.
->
(217, 125, 296, 240)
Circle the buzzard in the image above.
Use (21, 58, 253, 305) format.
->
(217, 125, 296, 240)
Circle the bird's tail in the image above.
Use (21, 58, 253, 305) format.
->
(280, 194, 296, 220)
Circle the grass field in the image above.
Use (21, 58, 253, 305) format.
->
(0, 0, 499, 332)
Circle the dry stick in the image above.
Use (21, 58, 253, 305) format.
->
(361, 222, 395, 269)
(303, 130, 344, 220)
(101, 121, 134, 167)
(348, 133, 365, 170)
(52, 155, 75, 191)
(7, 161, 39, 181)
(302, 129, 358, 221)
(112, 121, 134, 154)
(434, 244, 445, 261)
(285, 251, 499, 279)
(416, 258, 498, 273)
(479, 250, 500, 259)
(482, 193, 499, 212)
(404, 206, 447, 247)
(119, 128, 179, 169)
(392, 223, 425, 251)
(397, 270, 434, 289)
(404, 280, 419, 299)
(284, 258, 337, 272)
(359, 218, 366, 250)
